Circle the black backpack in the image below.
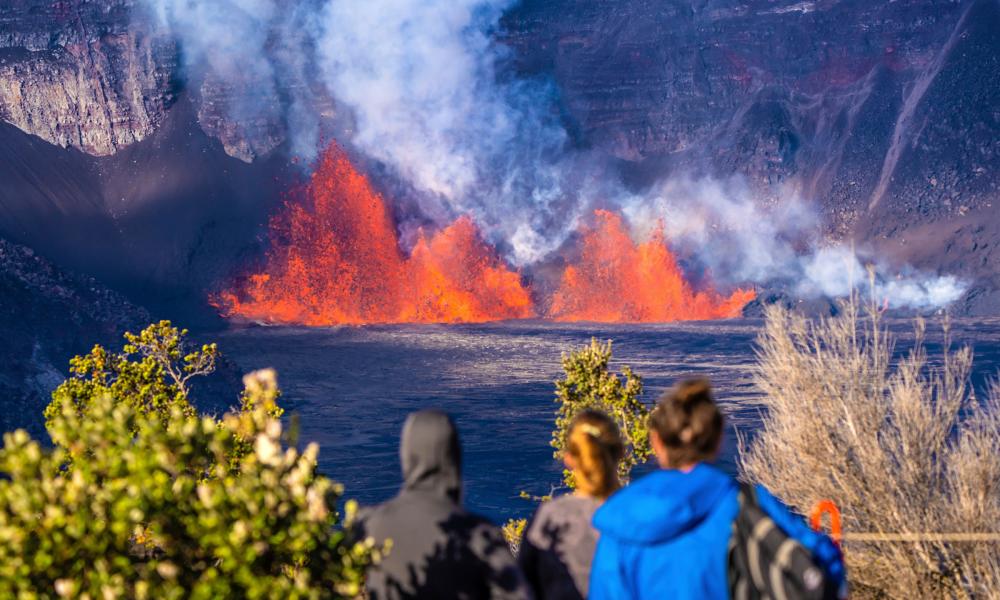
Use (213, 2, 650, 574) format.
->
(727, 483, 841, 600)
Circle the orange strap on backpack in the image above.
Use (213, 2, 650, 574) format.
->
(810, 500, 842, 546)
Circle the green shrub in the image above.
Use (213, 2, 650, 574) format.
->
(44, 320, 216, 439)
(552, 338, 650, 487)
(0, 326, 377, 598)
(501, 518, 527, 556)
(507, 339, 652, 554)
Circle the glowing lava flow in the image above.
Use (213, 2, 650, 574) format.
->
(215, 145, 756, 325)
(213, 145, 533, 325)
(547, 210, 756, 322)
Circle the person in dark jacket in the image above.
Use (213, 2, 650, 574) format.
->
(519, 409, 624, 600)
(589, 379, 846, 600)
(356, 409, 531, 600)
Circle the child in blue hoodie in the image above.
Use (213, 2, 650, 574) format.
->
(589, 378, 845, 599)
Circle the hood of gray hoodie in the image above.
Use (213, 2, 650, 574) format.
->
(400, 409, 462, 502)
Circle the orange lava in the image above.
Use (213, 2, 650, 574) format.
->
(215, 144, 756, 325)
(547, 210, 756, 322)
(213, 145, 533, 325)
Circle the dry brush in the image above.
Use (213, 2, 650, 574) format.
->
(741, 300, 1000, 598)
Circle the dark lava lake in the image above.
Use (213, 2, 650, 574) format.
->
(214, 318, 1000, 522)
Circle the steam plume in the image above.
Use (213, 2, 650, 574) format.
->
(620, 177, 965, 310)
(143, 0, 966, 311)
(316, 0, 583, 265)
(145, 0, 321, 160)
(311, 0, 964, 309)
(798, 247, 965, 310)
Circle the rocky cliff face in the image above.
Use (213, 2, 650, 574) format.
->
(504, 0, 981, 223)
(0, 0, 291, 163)
(508, 0, 964, 156)
(0, 233, 244, 436)
(193, 76, 286, 163)
(0, 101, 296, 325)
(0, 1, 178, 156)
(4, 0, 992, 201)
(857, 0, 1000, 290)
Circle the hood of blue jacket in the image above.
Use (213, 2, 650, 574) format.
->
(593, 463, 736, 545)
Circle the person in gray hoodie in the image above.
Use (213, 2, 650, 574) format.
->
(356, 409, 532, 600)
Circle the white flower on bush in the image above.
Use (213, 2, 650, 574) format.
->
(255, 432, 282, 467)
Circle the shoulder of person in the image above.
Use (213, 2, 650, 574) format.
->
(606, 463, 733, 504)
(450, 508, 508, 540)
(752, 484, 832, 549)
(539, 492, 578, 509)
(356, 496, 402, 521)
(346, 502, 381, 542)
(351, 494, 420, 534)
(527, 493, 599, 537)
(593, 465, 736, 544)
(532, 493, 586, 519)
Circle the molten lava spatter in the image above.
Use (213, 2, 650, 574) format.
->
(404, 217, 534, 322)
(548, 210, 755, 322)
(216, 145, 755, 325)
(213, 145, 533, 324)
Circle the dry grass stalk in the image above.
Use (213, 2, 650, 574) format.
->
(740, 298, 1000, 598)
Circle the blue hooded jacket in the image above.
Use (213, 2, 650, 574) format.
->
(589, 464, 844, 599)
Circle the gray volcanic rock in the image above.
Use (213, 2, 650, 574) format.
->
(193, 76, 286, 163)
(0, 95, 298, 325)
(0, 236, 148, 436)
(855, 0, 1000, 311)
(504, 0, 974, 204)
(0, 0, 293, 163)
(504, 0, 964, 164)
(863, 0, 999, 221)
(0, 1, 178, 156)
(802, 0, 998, 312)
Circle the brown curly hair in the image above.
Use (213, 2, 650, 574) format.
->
(648, 378, 723, 468)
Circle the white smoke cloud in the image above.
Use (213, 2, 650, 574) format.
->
(142, 0, 587, 258)
(144, 0, 320, 160)
(798, 247, 966, 310)
(315, 0, 583, 265)
(620, 177, 815, 284)
(619, 178, 966, 310)
(307, 0, 967, 310)
(147, 0, 277, 70)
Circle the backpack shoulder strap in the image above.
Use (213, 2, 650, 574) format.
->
(738, 481, 758, 507)
(731, 481, 758, 600)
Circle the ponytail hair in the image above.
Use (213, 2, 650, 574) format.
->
(649, 378, 723, 468)
(566, 410, 625, 498)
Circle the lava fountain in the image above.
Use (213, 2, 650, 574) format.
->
(215, 144, 755, 325)
(213, 144, 534, 325)
(548, 210, 756, 322)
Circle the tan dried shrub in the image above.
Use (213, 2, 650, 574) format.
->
(741, 300, 1000, 599)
